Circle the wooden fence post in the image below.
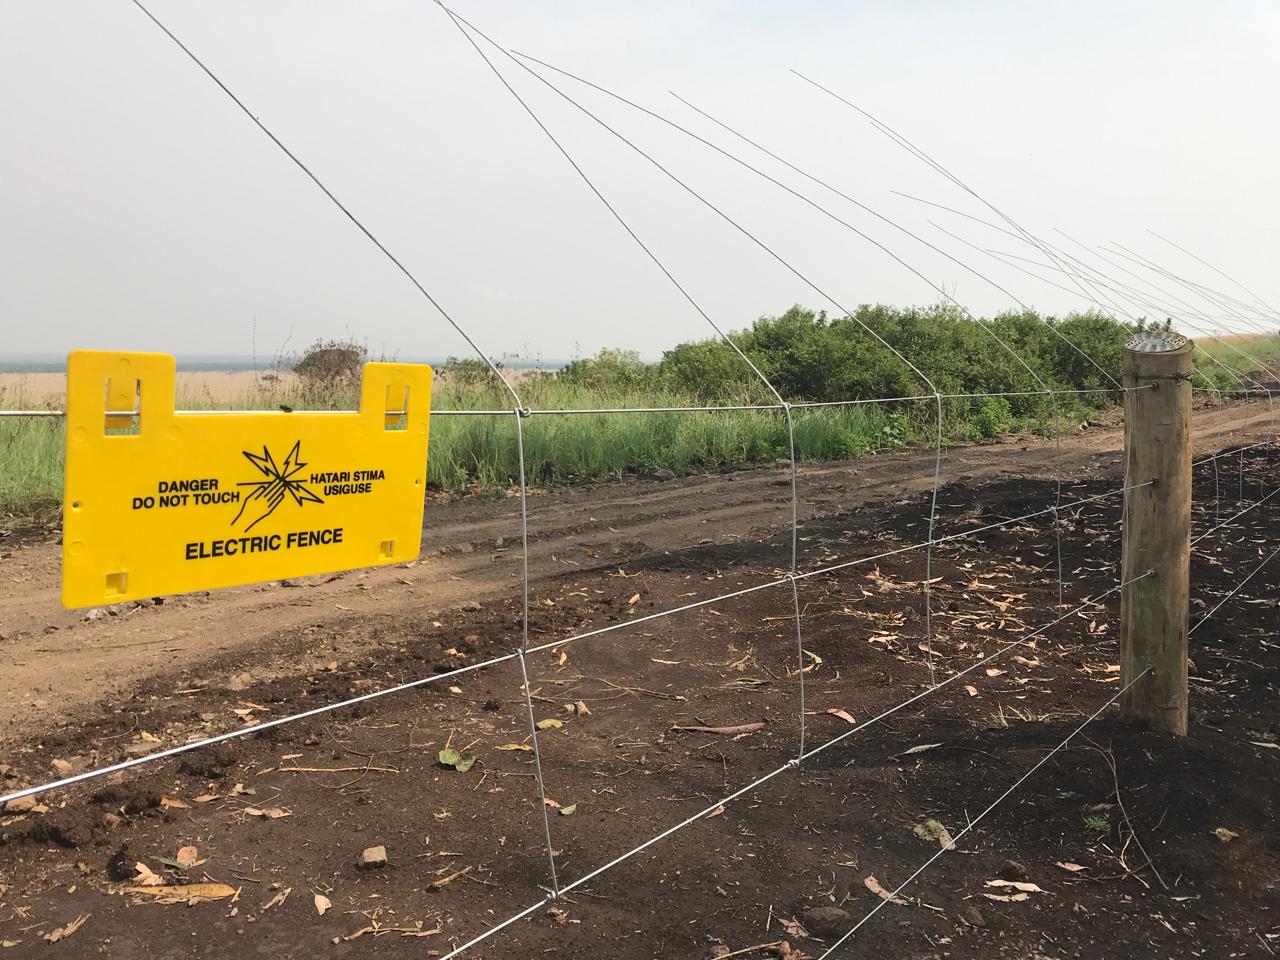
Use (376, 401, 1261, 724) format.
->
(1120, 332, 1192, 735)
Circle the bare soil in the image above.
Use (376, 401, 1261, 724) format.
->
(0, 399, 1277, 959)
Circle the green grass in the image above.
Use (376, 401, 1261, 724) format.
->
(6, 318, 1274, 524)
(0, 416, 63, 521)
(0, 360, 1157, 524)
(0, 376, 930, 523)
(1195, 333, 1280, 387)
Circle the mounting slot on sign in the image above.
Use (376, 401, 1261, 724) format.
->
(384, 384, 409, 431)
(104, 571, 129, 597)
(105, 378, 141, 434)
(379, 539, 396, 559)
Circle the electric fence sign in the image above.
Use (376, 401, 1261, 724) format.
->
(61, 351, 432, 608)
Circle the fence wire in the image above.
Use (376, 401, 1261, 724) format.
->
(0, 384, 1154, 421)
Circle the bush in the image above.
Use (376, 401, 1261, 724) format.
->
(292, 338, 365, 389)
(973, 396, 1014, 438)
(439, 356, 503, 387)
(559, 349, 657, 391)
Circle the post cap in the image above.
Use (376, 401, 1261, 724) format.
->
(1126, 331, 1189, 353)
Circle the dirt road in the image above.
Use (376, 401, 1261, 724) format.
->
(1, 399, 1273, 740)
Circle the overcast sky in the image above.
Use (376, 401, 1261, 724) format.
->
(3, 1, 1277, 364)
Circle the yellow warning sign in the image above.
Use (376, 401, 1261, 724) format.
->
(62, 351, 432, 609)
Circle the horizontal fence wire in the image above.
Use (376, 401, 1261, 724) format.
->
(1193, 438, 1275, 469)
(0, 479, 1144, 808)
(0, 383, 1158, 420)
(434, 573, 1153, 960)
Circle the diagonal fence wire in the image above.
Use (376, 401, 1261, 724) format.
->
(1189, 542, 1280, 636)
(792, 71, 1125, 393)
(902, 192, 1278, 487)
(661, 88, 1100, 606)
(849, 119, 1276, 501)
(1192, 483, 1280, 547)
(123, 0, 521, 410)
(1147, 230, 1280, 326)
(901, 192, 1277, 516)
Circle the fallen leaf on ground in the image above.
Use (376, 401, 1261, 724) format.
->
(160, 796, 190, 810)
(133, 862, 164, 886)
(341, 923, 442, 942)
(192, 794, 219, 804)
(262, 887, 291, 912)
(496, 743, 532, 752)
(1249, 741, 1280, 750)
(985, 668, 1007, 678)
(123, 883, 236, 904)
(965, 685, 979, 697)
(176, 846, 201, 868)
(628, 593, 641, 605)
(44, 915, 88, 943)
(912, 819, 956, 851)
(1055, 861, 1087, 873)
(437, 748, 478, 773)
(780, 917, 809, 938)
(314, 894, 331, 916)
(244, 807, 291, 820)
(536, 719, 564, 730)
(985, 879, 1043, 893)
(896, 743, 942, 758)
(863, 874, 907, 905)
(983, 891, 1030, 902)
(559, 804, 577, 816)
(544, 798, 561, 809)
(1214, 827, 1240, 843)
(671, 722, 766, 736)
(826, 708, 857, 725)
